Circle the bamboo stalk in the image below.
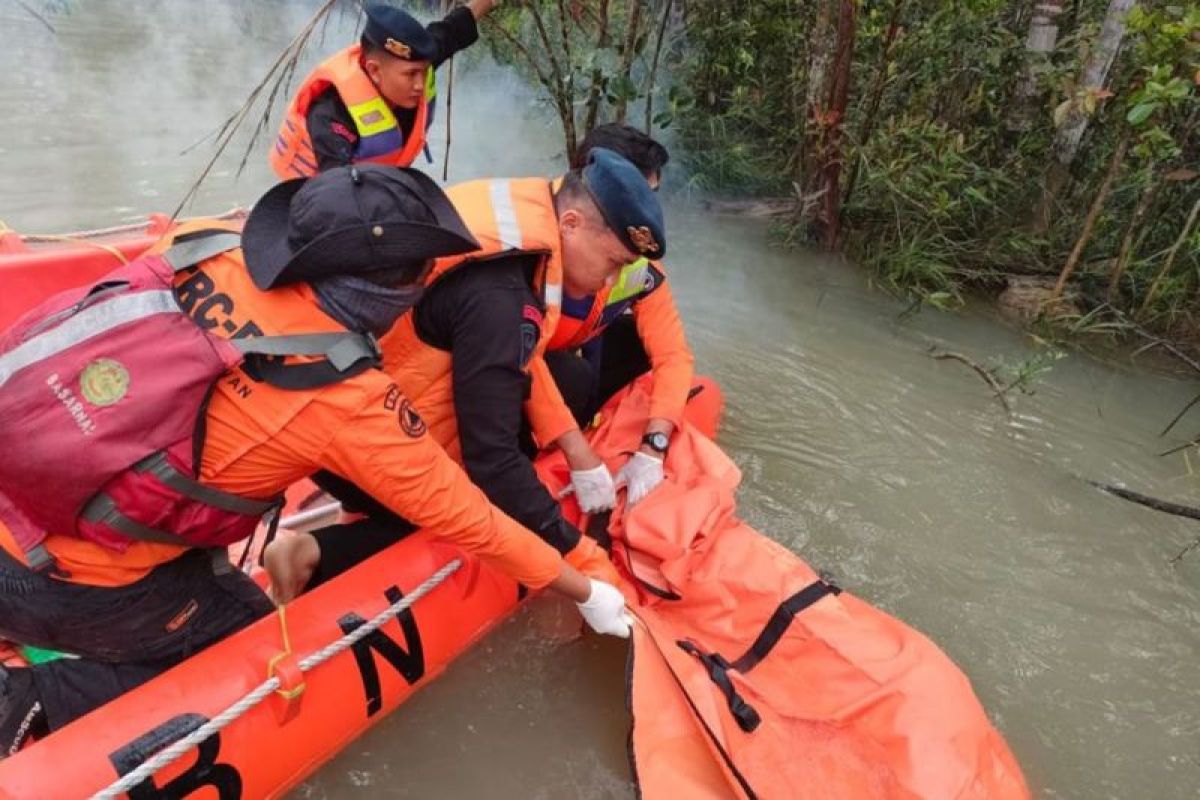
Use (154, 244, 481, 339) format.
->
(1106, 172, 1162, 300)
(1140, 196, 1200, 314)
(1051, 131, 1130, 299)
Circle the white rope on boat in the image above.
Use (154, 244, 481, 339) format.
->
(13, 208, 246, 243)
(91, 557, 463, 800)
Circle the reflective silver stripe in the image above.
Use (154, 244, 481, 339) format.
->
(0, 290, 178, 389)
(134, 453, 277, 516)
(489, 179, 523, 250)
(543, 282, 563, 307)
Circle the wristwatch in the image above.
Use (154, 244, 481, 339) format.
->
(641, 431, 670, 455)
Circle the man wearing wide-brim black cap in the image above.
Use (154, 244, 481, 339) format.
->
(270, 0, 501, 180)
(0, 164, 636, 757)
(264, 148, 668, 597)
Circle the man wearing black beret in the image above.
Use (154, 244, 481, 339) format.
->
(270, 1, 499, 178)
(534, 124, 692, 512)
(264, 150, 667, 592)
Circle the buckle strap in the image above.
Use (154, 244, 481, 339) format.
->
(676, 640, 762, 733)
(162, 232, 242, 272)
(231, 332, 380, 373)
(731, 579, 841, 674)
(24, 544, 58, 575)
(79, 494, 194, 546)
(133, 453, 277, 516)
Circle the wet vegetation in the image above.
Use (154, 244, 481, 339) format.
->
(490, 1, 1198, 352)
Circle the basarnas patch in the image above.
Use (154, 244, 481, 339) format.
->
(398, 398, 427, 438)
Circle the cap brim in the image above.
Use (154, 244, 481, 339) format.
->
(242, 177, 307, 290)
(242, 170, 481, 290)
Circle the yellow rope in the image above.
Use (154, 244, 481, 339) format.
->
(276, 603, 293, 655)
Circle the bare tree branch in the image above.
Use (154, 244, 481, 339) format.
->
(928, 348, 1012, 414)
(643, 0, 674, 133)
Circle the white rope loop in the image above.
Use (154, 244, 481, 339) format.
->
(92, 557, 463, 800)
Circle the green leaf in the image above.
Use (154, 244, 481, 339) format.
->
(1126, 102, 1159, 126)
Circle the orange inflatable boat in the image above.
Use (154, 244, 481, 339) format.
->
(0, 216, 727, 797)
(0, 219, 1027, 799)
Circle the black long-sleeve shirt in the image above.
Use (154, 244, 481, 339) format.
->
(306, 6, 478, 171)
(412, 256, 583, 555)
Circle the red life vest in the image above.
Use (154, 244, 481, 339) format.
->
(0, 231, 378, 572)
(270, 45, 436, 179)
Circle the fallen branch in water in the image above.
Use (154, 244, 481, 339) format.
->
(1159, 390, 1200, 439)
(1088, 480, 1200, 564)
(1171, 537, 1200, 565)
(14, 0, 55, 33)
(696, 197, 797, 218)
(928, 348, 1012, 414)
(1158, 438, 1200, 458)
(1088, 481, 1200, 521)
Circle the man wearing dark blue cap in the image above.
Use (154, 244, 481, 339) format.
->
(271, 1, 500, 179)
(264, 150, 667, 592)
(534, 124, 693, 511)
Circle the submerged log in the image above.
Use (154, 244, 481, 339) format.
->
(697, 197, 797, 218)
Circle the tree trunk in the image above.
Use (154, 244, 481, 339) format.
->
(799, 0, 838, 195)
(1051, 130, 1130, 299)
(818, 1, 857, 249)
(1036, 0, 1136, 227)
(1053, 0, 1136, 165)
(843, 0, 906, 210)
(643, 0, 674, 133)
(1009, 0, 1064, 132)
(613, 0, 646, 125)
(583, 0, 612, 138)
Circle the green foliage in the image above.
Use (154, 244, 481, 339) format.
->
(483, 1, 685, 158)
(992, 347, 1067, 395)
(674, 0, 1200, 334)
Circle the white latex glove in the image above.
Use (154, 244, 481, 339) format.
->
(570, 463, 617, 513)
(616, 452, 665, 506)
(576, 578, 633, 638)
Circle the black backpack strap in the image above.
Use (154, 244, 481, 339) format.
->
(234, 332, 382, 390)
(132, 453, 277, 516)
(232, 333, 380, 372)
(79, 494, 195, 546)
(162, 231, 242, 272)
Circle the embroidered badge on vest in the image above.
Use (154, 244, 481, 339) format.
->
(80, 358, 130, 407)
(627, 226, 659, 255)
